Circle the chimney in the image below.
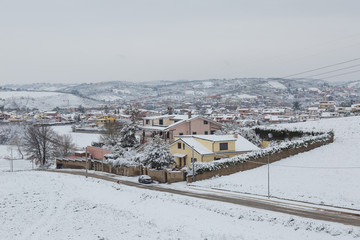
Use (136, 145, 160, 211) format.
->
(188, 111, 192, 119)
(233, 133, 238, 139)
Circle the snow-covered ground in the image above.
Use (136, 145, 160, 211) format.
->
(0, 145, 33, 172)
(51, 125, 100, 149)
(1, 169, 359, 240)
(191, 116, 360, 209)
(0, 91, 100, 111)
(268, 81, 287, 89)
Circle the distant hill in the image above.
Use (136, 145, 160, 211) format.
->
(2, 78, 357, 108)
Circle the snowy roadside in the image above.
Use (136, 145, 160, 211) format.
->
(1, 170, 360, 240)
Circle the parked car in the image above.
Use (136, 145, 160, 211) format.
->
(138, 175, 153, 184)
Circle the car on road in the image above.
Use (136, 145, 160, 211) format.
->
(138, 175, 153, 184)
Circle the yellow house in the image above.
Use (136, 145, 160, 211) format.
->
(95, 115, 117, 125)
(168, 134, 259, 168)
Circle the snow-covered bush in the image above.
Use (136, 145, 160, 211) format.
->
(236, 128, 262, 146)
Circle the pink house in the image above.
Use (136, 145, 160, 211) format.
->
(87, 146, 111, 160)
(140, 114, 222, 143)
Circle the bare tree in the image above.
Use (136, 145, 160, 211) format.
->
(10, 135, 24, 159)
(100, 121, 125, 146)
(23, 125, 57, 167)
(55, 134, 76, 157)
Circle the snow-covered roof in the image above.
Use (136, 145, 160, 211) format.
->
(139, 126, 167, 131)
(143, 115, 175, 120)
(193, 135, 237, 142)
(173, 153, 186, 158)
(235, 137, 260, 152)
(181, 138, 213, 155)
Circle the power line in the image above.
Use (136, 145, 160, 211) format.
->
(282, 57, 360, 78)
(321, 69, 360, 80)
(302, 63, 360, 79)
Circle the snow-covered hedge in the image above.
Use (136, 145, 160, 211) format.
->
(190, 129, 334, 175)
(253, 125, 331, 141)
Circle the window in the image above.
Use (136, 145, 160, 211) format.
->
(177, 142, 181, 149)
(204, 131, 208, 135)
(145, 119, 150, 124)
(183, 143, 185, 150)
(159, 119, 163, 125)
(204, 120, 208, 125)
(220, 143, 228, 150)
(179, 132, 183, 135)
(210, 130, 216, 135)
(191, 158, 197, 162)
(192, 132, 197, 135)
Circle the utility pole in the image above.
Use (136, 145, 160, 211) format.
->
(85, 147, 88, 178)
(192, 146, 195, 182)
(267, 133, 273, 199)
(267, 153, 270, 199)
(10, 148, 13, 172)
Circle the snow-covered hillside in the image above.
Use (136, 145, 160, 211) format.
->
(192, 116, 360, 209)
(1, 169, 359, 240)
(0, 91, 100, 111)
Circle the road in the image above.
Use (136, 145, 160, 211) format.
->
(44, 169, 360, 227)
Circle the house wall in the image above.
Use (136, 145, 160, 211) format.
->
(169, 140, 202, 166)
(210, 122, 222, 131)
(152, 117, 173, 126)
(193, 138, 213, 151)
(87, 146, 111, 160)
(213, 141, 235, 152)
(171, 118, 219, 136)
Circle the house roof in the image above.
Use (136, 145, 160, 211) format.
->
(235, 137, 260, 151)
(164, 116, 221, 130)
(180, 135, 237, 142)
(180, 137, 213, 155)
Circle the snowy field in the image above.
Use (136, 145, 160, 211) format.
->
(0, 145, 33, 172)
(1, 169, 359, 240)
(51, 125, 100, 149)
(191, 116, 360, 209)
(0, 91, 99, 111)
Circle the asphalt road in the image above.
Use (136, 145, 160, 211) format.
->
(45, 169, 360, 227)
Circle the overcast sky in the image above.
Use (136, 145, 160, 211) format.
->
(0, 0, 359, 85)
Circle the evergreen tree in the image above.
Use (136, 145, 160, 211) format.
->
(120, 123, 138, 148)
(140, 136, 175, 170)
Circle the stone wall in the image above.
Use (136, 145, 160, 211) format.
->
(187, 137, 333, 183)
(166, 170, 186, 183)
(148, 169, 167, 183)
(56, 159, 87, 169)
